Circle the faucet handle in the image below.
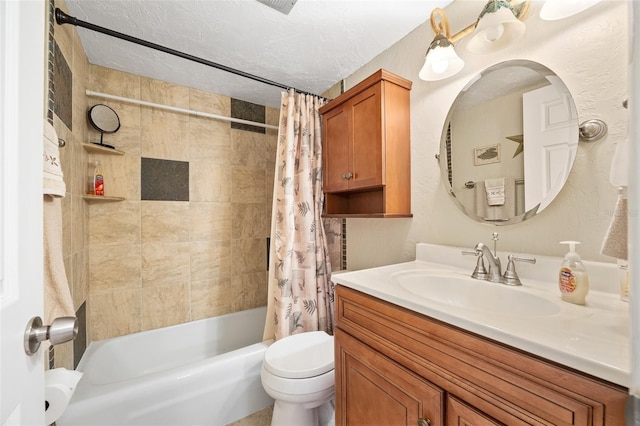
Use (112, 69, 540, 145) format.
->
(462, 249, 489, 280)
(502, 255, 536, 286)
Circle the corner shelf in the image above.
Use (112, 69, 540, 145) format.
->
(82, 143, 125, 201)
(82, 143, 125, 156)
(82, 195, 125, 202)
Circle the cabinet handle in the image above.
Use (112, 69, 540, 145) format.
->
(418, 419, 431, 426)
(344, 172, 353, 179)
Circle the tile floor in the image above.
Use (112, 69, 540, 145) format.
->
(226, 406, 273, 426)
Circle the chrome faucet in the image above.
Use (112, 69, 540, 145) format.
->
(463, 232, 536, 286)
(475, 241, 502, 283)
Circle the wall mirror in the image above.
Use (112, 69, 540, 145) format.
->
(88, 104, 120, 149)
(440, 60, 578, 225)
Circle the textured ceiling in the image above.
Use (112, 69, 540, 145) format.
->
(63, 0, 453, 107)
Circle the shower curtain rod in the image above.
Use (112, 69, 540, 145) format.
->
(54, 8, 323, 99)
(86, 89, 279, 130)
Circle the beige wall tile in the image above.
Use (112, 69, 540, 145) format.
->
(189, 88, 230, 116)
(190, 202, 232, 242)
(188, 116, 231, 163)
(72, 250, 88, 310)
(140, 77, 190, 109)
(190, 161, 232, 202)
(89, 65, 141, 99)
(265, 132, 277, 164)
(89, 201, 140, 245)
(89, 244, 141, 292)
(142, 242, 190, 287)
(140, 108, 189, 160)
(232, 167, 265, 204)
(265, 106, 279, 127)
(190, 278, 233, 321)
(53, 340, 74, 370)
(190, 240, 231, 281)
(142, 283, 190, 331)
(232, 238, 266, 274)
(71, 194, 85, 254)
(141, 201, 189, 243)
(90, 289, 142, 340)
(96, 154, 140, 200)
(232, 203, 269, 239)
(232, 272, 268, 312)
(231, 130, 266, 168)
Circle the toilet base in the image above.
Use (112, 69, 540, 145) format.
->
(271, 398, 335, 426)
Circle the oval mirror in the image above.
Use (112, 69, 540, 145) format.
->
(440, 60, 578, 225)
(88, 104, 120, 148)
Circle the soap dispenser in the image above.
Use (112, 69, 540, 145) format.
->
(558, 241, 589, 305)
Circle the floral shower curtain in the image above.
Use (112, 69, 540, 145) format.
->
(264, 89, 334, 341)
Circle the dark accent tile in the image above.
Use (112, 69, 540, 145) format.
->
(141, 158, 190, 201)
(53, 41, 72, 130)
(73, 302, 87, 369)
(231, 98, 265, 134)
(266, 237, 270, 270)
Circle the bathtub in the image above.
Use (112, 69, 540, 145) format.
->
(58, 306, 274, 426)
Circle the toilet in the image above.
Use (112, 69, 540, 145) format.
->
(261, 331, 335, 426)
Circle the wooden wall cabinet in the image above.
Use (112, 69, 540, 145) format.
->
(335, 286, 627, 426)
(319, 69, 412, 218)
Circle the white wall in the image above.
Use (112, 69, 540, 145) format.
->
(343, 0, 629, 270)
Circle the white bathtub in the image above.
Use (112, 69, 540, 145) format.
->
(58, 306, 273, 426)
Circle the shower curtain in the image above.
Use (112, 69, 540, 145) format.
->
(264, 89, 334, 341)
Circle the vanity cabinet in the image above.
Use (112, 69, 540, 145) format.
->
(319, 69, 412, 218)
(335, 286, 627, 426)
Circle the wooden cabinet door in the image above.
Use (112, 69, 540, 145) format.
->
(336, 329, 443, 426)
(350, 82, 383, 190)
(446, 396, 505, 426)
(323, 104, 352, 192)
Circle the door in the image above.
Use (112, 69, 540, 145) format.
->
(446, 396, 504, 426)
(522, 76, 578, 213)
(323, 105, 352, 192)
(350, 83, 383, 190)
(1, 1, 46, 425)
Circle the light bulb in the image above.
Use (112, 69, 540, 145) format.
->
(431, 60, 449, 74)
(483, 24, 504, 42)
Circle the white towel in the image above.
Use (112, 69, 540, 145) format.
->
(43, 121, 74, 325)
(609, 138, 629, 187)
(485, 178, 505, 206)
(43, 121, 66, 197)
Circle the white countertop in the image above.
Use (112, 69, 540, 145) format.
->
(332, 243, 630, 387)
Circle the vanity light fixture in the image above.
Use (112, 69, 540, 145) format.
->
(467, 0, 527, 54)
(419, 8, 464, 81)
(419, 1, 530, 82)
(539, 0, 603, 21)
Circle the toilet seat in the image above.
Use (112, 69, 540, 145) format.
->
(263, 331, 334, 379)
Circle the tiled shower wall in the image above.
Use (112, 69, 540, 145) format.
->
(49, 0, 91, 369)
(50, 0, 345, 364)
(85, 65, 277, 341)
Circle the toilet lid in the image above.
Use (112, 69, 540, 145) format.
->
(264, 331, 334, 379)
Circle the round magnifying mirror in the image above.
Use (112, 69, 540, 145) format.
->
(88, 104, 120, 148)
(440, 60, 578, 225)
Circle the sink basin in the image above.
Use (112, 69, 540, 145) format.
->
(393, 271, 561, 317)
